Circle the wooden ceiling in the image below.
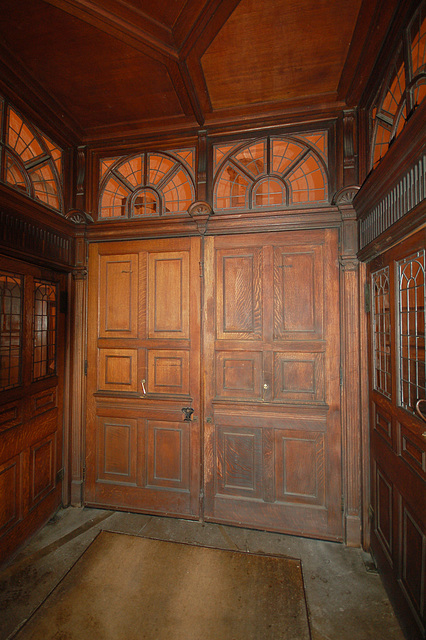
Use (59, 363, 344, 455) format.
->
(0, 0, 401, 145)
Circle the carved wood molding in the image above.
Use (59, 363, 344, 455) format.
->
(0, 208, 73, 268)
(188, 200, 213, 235)
(333, 185, 361, 207)
(65, 209, 94, 225)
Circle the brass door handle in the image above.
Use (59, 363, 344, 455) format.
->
(415, 399, 426, 423)
(141, 379, 147, 395)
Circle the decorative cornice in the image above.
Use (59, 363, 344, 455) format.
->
(188, 200, 213, 235)
(339, 256, 359, 271)
(333, 185, 360, 206)
(72, 268, 88, 281)
(65, 209, 94, 225)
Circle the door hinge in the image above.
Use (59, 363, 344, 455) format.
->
(56, 468, 65, 483)
(84, 360, 88, 375)
(364, 280, 371, 313)
(340, 366, 343, 387)
(341, 495, 345, 512)
(199, 261, 204, 278)
(82, 466, 86, 481)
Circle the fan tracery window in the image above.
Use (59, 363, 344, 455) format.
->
(99, 150, 195, 219)
(371, 1, 426, 169)
(213, 133, 328, 212)
(0, 99, 63, 212)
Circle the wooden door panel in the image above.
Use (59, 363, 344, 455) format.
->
(98, 349, 138, 392)
(274, 428, 326, 506)
(86, 238, 201, 518)
(216, 247, 263, 340)
(273, 245, 324, 341)
(148, 252, 189, 339)
(0, 455, 21, 535)
(204, 230, 342, 540)
(273, 351, 325, 402)
(215, 351, 263, 400)
(146, 420, 190, 491)
(97, 417, 138, 484)
(99, 254, 139, 338)
(147, 350, 190, 395)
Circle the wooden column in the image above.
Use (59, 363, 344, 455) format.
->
(65, 215, 89, 506)
(335, 186, 363, 546)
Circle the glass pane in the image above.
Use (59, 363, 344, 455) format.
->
(372, 267, 392, 398)
(33, 281, 57, 381)
(0, 272, 23, 391)
(398, 250, 426, 411)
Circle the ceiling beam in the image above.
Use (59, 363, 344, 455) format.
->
(42, 0, 179, 62)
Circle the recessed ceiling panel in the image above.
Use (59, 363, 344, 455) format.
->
(201, 0, 363, 110)
(0, 0, 184, 130)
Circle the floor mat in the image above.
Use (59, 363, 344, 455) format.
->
(13, 530, 311, 640)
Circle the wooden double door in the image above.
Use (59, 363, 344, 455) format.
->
(86, 229, 342, 540)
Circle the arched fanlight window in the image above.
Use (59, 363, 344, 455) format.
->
(370, 1, 426, 169)
(213, 133, 328, 212)
(98, 150, 196, 219)
(0, 101, 63, 212)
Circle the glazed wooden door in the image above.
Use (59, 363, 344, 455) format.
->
(0, 256, 66, 566)
(85, 238, 201, 518)
(203, 229, 342, 540)
(369, 229, 426, 639)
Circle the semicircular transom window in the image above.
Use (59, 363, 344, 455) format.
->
(213, 134, 328, 211)
(1, 103, 63, 212)
(99, 150, 196, 219)
(370, 2, 426, 169)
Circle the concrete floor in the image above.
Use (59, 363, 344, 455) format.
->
(0, 507, 406, 640)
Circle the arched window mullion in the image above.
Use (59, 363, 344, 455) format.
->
(111, 168, 137, 194)
(24, 153, 52, 172)
(279, 148, 311, 181)
(228, 157, 257, 184)
(154, 161, 180, 191)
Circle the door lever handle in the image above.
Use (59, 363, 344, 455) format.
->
(141, 379, 147, 395)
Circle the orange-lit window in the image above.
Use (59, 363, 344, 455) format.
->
(215, 164, 251, 210)
(29, 163, 60, 210)
(213, 134, 328, 211)
(100, 177, 129, 218)
(235, 141, 266, 177)
(287, 153, 327, 203)
(253, 178, 286, 207)
(411, 11, 426, 77)
(132, 189, 159, 216)
(5, 152, 28, 193)
(98, 150, 195, 219)
(0, 101, 63, 212)
(370, 2, 426, 169)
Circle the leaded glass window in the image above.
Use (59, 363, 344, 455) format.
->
(398, 250, 426, 412)
(372, 267, 391, 398)
(33, 281, 57, 381)
(0, 272, 22, 391)
(99, 150, 195, 219)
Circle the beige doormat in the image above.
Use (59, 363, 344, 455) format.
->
(14, 531, 311, 640)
